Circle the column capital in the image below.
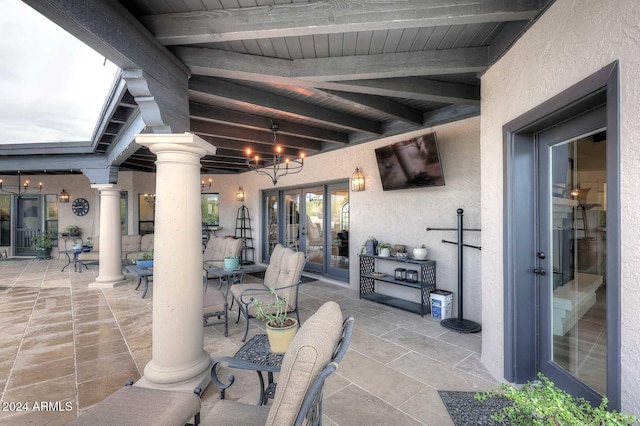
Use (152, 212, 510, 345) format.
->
(135, 132, 216, 157)
(90, 184, 120, 193)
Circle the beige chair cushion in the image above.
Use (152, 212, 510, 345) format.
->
(121, 235, 142, 255)
(203, 290, 227, 315)
(203, 400, 269, 425)
(204, 236, 243, 269)
(263, 244, 305, 308)
(140, 234, 154, 252)
(68, 385, 200, 426)
(266, 301, 343, 426)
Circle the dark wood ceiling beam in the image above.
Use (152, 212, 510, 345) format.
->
(197, 136, 302, 158)
(321, 78, 480, 105)
(142, 0, 541, 45)
(319, 90, 423, 125)
(175, 46, 487, 81)
(189, 103, 349, 144)
(294, 47, 487, 81)
(189, 76, 382, 134)
(190, 121, 321, 151)
(175, 47, 481, 103)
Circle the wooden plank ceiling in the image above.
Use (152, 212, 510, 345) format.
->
(98, 0, 551, 174)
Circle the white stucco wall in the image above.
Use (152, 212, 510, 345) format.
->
(212, 117, 482, 322)
(480, 0, 640, 413)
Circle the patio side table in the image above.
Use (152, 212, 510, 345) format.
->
(203, 265, 245, 291)
(211, 334, 283, 406)
(126, 264, 154, 298)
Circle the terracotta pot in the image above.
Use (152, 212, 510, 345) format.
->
(266, 318, 298, 354)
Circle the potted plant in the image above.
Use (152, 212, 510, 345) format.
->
(31, 230, 57, 259)
(65, 225, 81, 237)
(252, 289, 298, 354)
(413, 244, 428, 260)
(377, 242, 393, 257)
(137, 249, 154, 268)
(363, 236, 378, 255)
(476, 373, 637, 425)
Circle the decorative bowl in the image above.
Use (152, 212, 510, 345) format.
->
(413, 248, 428, 260)
(394, 244, 407, 252)
(396, 252, 409, 260)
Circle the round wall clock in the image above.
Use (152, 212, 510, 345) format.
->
(72, 198, 90, 216)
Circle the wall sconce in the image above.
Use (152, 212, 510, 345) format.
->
(236, 187, 245, 202)
(201, 178, 212, 192)
(351, 167, 365, 191)
(59, 189, 70, 203)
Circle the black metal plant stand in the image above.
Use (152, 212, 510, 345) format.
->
(427, 208, 482, 333)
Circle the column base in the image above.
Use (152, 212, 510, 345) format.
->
(88, 277, 128, 289)
(136, 354, 213, 393)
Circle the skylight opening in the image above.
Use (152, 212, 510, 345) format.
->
(0, 0, 121, 145)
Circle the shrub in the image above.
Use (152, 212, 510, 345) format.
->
(476, 373, 637, 425)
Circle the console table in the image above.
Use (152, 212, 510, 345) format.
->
(359, 254, 436, 316)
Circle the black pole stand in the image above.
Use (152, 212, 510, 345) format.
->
(427, 208, 482, 333)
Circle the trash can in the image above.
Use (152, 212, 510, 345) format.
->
(430, 290, 453, 319)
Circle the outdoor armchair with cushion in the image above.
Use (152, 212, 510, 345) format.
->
(230, 244, 306, 341)
(203, 301, 354, 426)
(68, 381, 202, 426)
(203, 236, 243, 271)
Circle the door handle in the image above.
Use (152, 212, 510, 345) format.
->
(533, 268, 546, 275)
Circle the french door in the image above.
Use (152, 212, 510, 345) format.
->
(537, 107, 608, 403)
(15, 195, 42, 256)
(262, 182, 349, 281)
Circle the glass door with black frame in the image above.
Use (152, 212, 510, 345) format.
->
(538, 110, 607, 404)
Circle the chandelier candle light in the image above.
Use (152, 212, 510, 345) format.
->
(246, 122, 304, 185)
(0, 171, 42, 196)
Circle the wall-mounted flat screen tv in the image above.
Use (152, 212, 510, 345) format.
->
(375, 132, 445, 191)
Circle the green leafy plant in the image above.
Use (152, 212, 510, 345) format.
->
(31, 230, 57, 250)
(377, 242, 393, 253)
(252, 289, 292, 328)
(65, 225, 81, 235)
(138, 249, 154, 260)
(475, 373, 637, 425)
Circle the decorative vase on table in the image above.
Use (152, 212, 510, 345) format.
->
(365, 239, 378, 255)
(224, 256, 240, 270)
(413, 247, 428, 260)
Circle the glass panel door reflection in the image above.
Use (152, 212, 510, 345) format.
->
(549, 130, 607, 396)
(304, 188, 324, 271)
(284, 191, 300, 250)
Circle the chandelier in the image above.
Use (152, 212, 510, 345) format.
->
(143, 193, 156, 209)
(246, 122, 304, 185)
(0, 171, 42, 196)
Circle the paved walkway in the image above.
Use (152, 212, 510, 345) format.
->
(0, 258, 498, 425)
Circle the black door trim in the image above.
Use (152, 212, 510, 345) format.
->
(503, 62, 620, 409)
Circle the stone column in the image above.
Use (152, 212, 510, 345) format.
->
(134, 133, 216, 391)
(88, 185, 126, 288)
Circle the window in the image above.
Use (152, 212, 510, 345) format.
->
(0, 195, 9, 245)
(44, 194, 58, 236)
(201, 193, 220, 225)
